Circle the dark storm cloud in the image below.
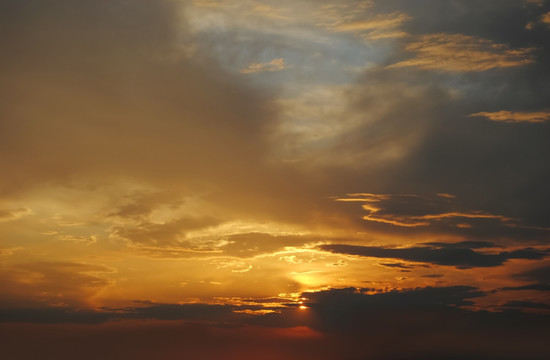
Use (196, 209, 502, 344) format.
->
(319, 242, 549, 268)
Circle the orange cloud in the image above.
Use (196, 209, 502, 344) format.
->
(0, 208, 33, 222)
(241, 58, 287, 74)
(336, 193, 515, 228)
(0, 262, 113, 307)
(388, 33, 535, 71)
(322, 11, 410, 40)
(470, 111, 550, 123)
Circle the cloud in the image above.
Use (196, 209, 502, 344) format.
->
(423, 240, 501, 249)
(0, 0, 281, 208)
(0, 262, 113, 307)
(500, 283, 550, 292)
(422, 274, 444, 278)
(220, 232, 317, 258)
(250, 3, 290, 20)
(0, 300, 295, 326)
(470, 111, 550, 123)
(334, 193, 525, 232)
(527, 10, 550, 29)
(323, 11, 411, 40)
(388, 33, 535, 71)
(1, 285, 549, 359)
(305, 286, 486, 312)
(0, 207, 32, 222)
(379, 262, 415, 269)
(111, 216, 222, 247)
(318, 241, 549, 269)
(499, 300, 550, 310)
(514, 265, 550, 283)
(0, 285, 488, 324)
(241, 58, 288, 74)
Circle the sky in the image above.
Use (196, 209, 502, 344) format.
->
(1, 0, 550, 358)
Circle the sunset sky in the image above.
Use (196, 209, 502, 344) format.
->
(1, 0, 550, 359)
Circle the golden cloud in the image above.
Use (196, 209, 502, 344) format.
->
(388, 33, 536, 71)
(321, 10, 410, 40)
(470, 111, 550, 123)
(241, 58, 288, 74)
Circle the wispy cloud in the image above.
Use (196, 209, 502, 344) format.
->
(0, 208, 33, 222)
(241, 58, 288, 74)
(317, 1, 410, 41)
(388, 33, 536, 71)
(323, 11, 410, 40)
(470, 111, 550, 123)
(335, 193, 514, 228)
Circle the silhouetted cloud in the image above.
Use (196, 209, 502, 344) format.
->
(422, 274, 444, 278)
(379, 262, 415, 269)
(319, 242, 549, 269)
(2, 284, 550, 359)
(500, 283, 550, 292)
(423, 240, 501, 249)
(499, 300, 550, 310)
